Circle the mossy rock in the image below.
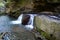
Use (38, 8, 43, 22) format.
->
(34, 15, 60, 40)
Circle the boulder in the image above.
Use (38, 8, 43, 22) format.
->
(34, 15, 60, 40)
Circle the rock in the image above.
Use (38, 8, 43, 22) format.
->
(2, 29, 35, 40)
(22, 14, 30, 25)
(34, 15, 60, 40)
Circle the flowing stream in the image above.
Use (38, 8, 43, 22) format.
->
(0, 13, 60, 32)
(0, 14, 36, 33)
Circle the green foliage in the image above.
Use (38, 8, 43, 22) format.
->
(6, 0, 31, 6)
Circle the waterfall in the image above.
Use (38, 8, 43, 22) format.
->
(24, 14, 35, 30)
(10, 14, 23, 24)
(10, 14, 36, 31)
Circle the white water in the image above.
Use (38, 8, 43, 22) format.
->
(10, 14, 36, 31)
(0, 14, 36, 33)
(0, 14, 59, 32)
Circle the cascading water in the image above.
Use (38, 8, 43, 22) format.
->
(0, 14, 36, 40)
(23, 14, 35, 30)
(10, 13, 60, 31)
(11, 14, 37, 31)
(0, 13, 36, 33)
(0, 11, 60, 32)
(0, 11, 60, 40)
